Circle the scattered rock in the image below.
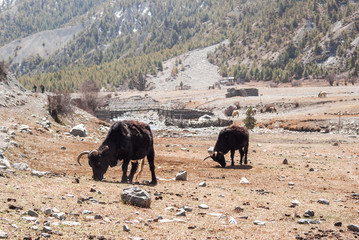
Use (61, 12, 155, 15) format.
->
(12, 162, 30, 171)
(43, 226, 52, 233)
(61, 221, 81, 226)
(253, 220, 266, 226)
(121, 187, 151, 208)
(228, 216, 237, 225)
(31, 169, 49, 177)
(317, 199, 330, 205)
(291, 200, 300, 207)
(234, 206, 244, 212)
(176, 209, 186, 216)
(41, 233, 51, 238)
(298, 219, 320, 224)
(199, 181, 206, 187)
(0, 229, 8, 239)
(28, 209, 39, 217)
(198, 204, 209, 209)
(348, 224, 359, 232)
(53, 212, 66, 220)
(0, 126, 9, 133)
(175, 170, 187, 181)
(165, 207, 175, 212)
(94, 214, 103, 220)
(82, 210, 93, 215)
(44, 208, 52, 215)
(283, 158, 288, 164)
(123, 224, 130, 232)
(334, 222, 342, 227)
(0, 157, 10, 170)
(303, 210, 314, 217)
(182, 206, 192, 212)
(240, 177, 250, 184)
(70, 124, 87, 137)
(22, 216, 38, 222)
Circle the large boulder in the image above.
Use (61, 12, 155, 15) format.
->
(121, 187, 151, 208)
(0, 150, 10, 170)
(70, 124, 87, 137)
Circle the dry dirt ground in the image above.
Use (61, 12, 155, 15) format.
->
(0, 80, 359, 239)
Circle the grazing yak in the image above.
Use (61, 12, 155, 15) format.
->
(77, 120, 157, 185)
(204, 125, 249, 167)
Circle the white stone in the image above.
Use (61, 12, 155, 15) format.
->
(228, 216, 237, 225)
(61, 221, 81, 226)
(198, 204, 209, 209)
(253, 220, 266, 226)
(240, 177, 250, 184)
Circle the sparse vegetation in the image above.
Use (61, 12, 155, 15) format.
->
(326, 72, 336, 86)
(78, 80, 100, 114)
(243, 106, 256, 130)
(47, 91, 72, 123)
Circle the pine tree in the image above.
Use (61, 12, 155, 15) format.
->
(243, 106, 256, 130)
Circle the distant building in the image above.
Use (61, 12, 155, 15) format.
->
(219, 77, 235, 86)
(225, 88, 259, 98)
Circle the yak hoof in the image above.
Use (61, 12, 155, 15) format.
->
(149, 180, 157, 186)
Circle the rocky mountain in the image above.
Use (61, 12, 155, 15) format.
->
(0, 0, 358, 92)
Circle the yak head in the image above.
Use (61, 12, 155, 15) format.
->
(203, 150, 226, 168)
(77, 146, 110, 181)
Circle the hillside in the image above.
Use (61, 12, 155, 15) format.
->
(0, 0, 358, 92)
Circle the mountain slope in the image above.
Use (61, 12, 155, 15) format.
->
(0, 0, 358, 92)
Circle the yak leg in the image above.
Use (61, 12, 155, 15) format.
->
(239, 148, 244, 165)
(121, 159, 130, 183)
(230, 149, 235, 166)
(244, 143, 248, 165)
(147, 147, 157, 185)
(128, 161, 139, 183)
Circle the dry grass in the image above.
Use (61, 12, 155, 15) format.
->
(1, 124, 359, 239)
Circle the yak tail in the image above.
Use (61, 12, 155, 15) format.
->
(135, 158, 145, 181)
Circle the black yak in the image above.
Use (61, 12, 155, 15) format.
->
(77, 120, 157, 185)
(204, 125, 249, 168)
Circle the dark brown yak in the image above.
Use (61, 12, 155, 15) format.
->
(77, 120, 157, 185)
(204, 125, 249, 167)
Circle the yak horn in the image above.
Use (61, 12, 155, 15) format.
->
(77, 151, 90, 166)
(203, 155, 212, 161)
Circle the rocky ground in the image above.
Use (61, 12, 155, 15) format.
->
(0, 71, 359, 239)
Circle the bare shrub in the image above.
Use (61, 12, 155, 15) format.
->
(326, 72, 336, 86)
(47, 91, 72, 123)
(0, 62, 7, 81)
(133, 72, 151, 91)
(291, 80, 302, 87)
(269, 82, 278, 88)
(79, 80, 99, 114)
(349, 76, 357, 85)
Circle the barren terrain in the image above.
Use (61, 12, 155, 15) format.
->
(1, 70, 359, 239)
